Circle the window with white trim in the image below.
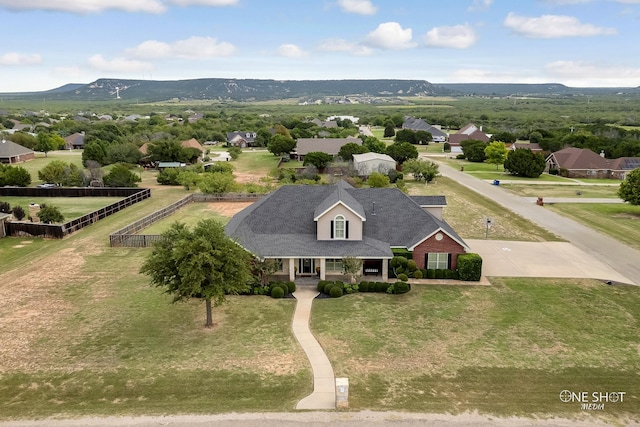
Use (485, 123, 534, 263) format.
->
(325, 259, 343, 272)
(334, 215, 346, 239)
(426, 253, 449, 270)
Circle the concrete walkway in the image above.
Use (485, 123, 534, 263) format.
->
(431, 158, 640, 285)
(291, 286, 336, 410)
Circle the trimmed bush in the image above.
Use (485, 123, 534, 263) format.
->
(457, 253, 483, 281)
(318, 280, 329, 292)
(375, 282, 391, 293)
(435, 269, 445, 279)
(359, 282, 369, 292)
(330, 286, 344, 298)
(394, 281, 410, 294)
(323, 282, 335, 295)
(287, 281, 296, 293)
(420, 269, 428, 278)
(413, 269, 423, 279)
(397, 273, 409, 281)
(271, 286, 284, 298)
(406, 260, 417, 272)
(395, 267, 404, 275)
(427, 269, 436, 279)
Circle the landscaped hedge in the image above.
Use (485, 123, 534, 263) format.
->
(318, 280, 410, 297)
(457, 253, 483, 281)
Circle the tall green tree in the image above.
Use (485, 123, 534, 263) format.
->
(385, 142, 418, 165)
(303, 151, 334, 169)
(0, 165, 31, 187)
(504, 148, 546, 178)
(460, 139, 488, 163)
(402, 159, 439, 183)
(361, 136, 386, 153)
(484, 141, 509, 170)
(337, 142, 368, 161)
(267, 134, 296, 156)
(35, 133, 57, 157)
(618, 168, 640, 205)
(140, 220, 252, 328)
(103, 163, 141, 187)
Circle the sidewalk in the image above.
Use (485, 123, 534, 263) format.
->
(291, 286, 335, 410)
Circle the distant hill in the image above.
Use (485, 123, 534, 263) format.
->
(6, 78, 455, 102)
(436, 83, 640, 96)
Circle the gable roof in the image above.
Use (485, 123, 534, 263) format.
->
(352, 152, 395, 163)
(609, 157, 640, 171)
(64, 132, 85, 147)
(0, 139, 35, 158)
(181, 138, 203, 152)
(402, 117, 447, 138)
(547, 147, 609, 170)
(313, 181, 366, 221)
(449, 123, 489, 144)
(296, 137, 361, 156)
(226, 182, 468, 259)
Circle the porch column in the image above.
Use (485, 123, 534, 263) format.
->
(288, 258, 296, 282)
(382, 259, 389, 281)
(319, 258, 326, 280)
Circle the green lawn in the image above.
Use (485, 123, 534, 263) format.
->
(141, 201, 230, 234)
(232, 150, 280, 175)
(504, 184, 620, 198)
(0, 185, 309, 419)
(547, 203, 640, 251)
(406, 178, 562, 241)
(0, 196, 123, 220)
(435, 158, 572, 182)
(311, 278, 640, 418)
(18, 151, 85, 185)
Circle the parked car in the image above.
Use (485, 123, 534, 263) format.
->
(37, 183, 56, 188)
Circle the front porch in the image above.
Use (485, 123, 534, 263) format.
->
(273, 257, 389, 282)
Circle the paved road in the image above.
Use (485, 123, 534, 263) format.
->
(431, 159, 640, 285)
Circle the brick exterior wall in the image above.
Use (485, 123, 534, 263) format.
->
(412, 232, 466, 270)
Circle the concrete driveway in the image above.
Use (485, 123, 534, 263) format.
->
(467, 239, 633, 284)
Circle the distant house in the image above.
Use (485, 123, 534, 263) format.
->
(402, 117, 447, 143)
(545, 147, 640, 180)
(180, 138, 204, 153)
(448, 123, 490, 145)
(227, 131, 257, 148)
(64, 132, 85, 150)
(310, 118, 338, 129)
(225, 180, 469, 282)
(352, 152, 396, 176)
(294, 136, 361, 161)
(0, 138, 35, 164)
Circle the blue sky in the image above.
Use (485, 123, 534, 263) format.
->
(0, 0, 639, 92)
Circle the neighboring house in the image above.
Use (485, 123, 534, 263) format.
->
(328, 115, 359, 124)
(310, 118, 338, 128)
(0, 139, 35, 164)
(64, 132, 85, 150)
(227, 131, 256, 148)
(226, 180, 469, 282)
(181, 138, 204, 153)
(402, 116, 447, 143)
(294, 136, 361, 161)
(546, 147, 640, 180)
(352, 152, 396, 176)
(448, 123, 490, 145)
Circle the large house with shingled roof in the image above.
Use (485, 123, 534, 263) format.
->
(225, 181, 469, 281)
(545, 147, 640, 180)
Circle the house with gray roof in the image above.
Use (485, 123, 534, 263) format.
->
(294, 136, 361, 161)
(64, 132, 85, 150)
(227, 131, 256, 148)
(0, 138, 35, 164)
(225, 181, 469, 281)
(402, 116, 447, 142)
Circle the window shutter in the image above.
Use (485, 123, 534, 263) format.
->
(447, 253, 452, 269)
(346, 221, 349, 239)
(330, 220, 334, 238)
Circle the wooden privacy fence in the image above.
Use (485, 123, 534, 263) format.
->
(109, 193, 262, 248)
(4, 188, 151, 239)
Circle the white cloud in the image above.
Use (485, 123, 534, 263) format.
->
(540, 0, 592, 4)
(424, 24, 477, 49)
(365, 22, 415, 49)
(317, 39, 373, 56)
(468, 0, 492, 12)
(87, 54, 153, 72)
(127, 36, 235, 59)
(169, 0, 238, 6)
(336, 0, 377, 15)
(0, 52, 42, 66)
(545, 60, 640, 86)
(613, 0, 640, 3)
(0, 0, 166, 13)
(277, 44, 308, 58)
(504, 12, 617, 38)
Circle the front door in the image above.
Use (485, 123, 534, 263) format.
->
(299, 258, 315, 275)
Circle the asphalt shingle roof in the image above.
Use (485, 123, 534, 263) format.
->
(0, 139, 34, 158)
(226, 182, 467, 259)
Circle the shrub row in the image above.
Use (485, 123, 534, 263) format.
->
(239, 281, 296, 298)
(317, 280, 410, 297)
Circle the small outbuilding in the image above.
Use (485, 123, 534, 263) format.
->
(352, 152, 396, 176)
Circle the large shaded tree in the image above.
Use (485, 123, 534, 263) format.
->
(140, 220, 252, 328)
(618, 168, 640, 205)
(337, 142, 368, 161)
(303, 151, 333, 169)
(484, 141, 509, 170)
(386, 141, 418, 165)
(504, 148, 546, 178)
(460, 139, 487, 163)
(267, 134, 296, 156)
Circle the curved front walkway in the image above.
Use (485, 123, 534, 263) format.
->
(291, 286, 336, 410)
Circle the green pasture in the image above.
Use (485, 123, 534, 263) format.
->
(504, 184, 620, 198)
(140, 201, 230, 234)
(0, 196, 123, 220)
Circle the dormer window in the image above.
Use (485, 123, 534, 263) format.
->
(330, 214, 350, 240)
